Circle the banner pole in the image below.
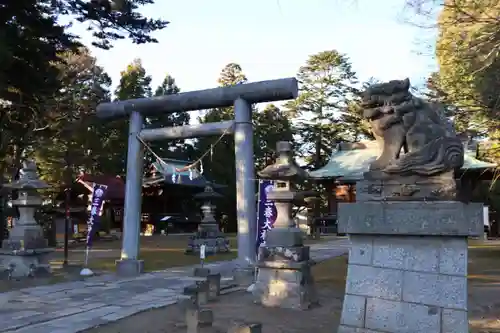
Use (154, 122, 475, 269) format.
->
(84, 246, 89, 267)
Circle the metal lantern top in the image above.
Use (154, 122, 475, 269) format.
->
(258, 141, 308, 181)
(3, 160, 49, 190)
(193, 183, 223, 201)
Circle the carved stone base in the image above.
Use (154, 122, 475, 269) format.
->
(253, 259, 317, 310)
(185, 233, 230, 255)
(359, 171, 458, 201)
(0, 248, 53, 278)
(253, 245, 317, 310)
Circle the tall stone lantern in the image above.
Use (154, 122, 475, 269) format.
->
(185, 182, 230, 255)
(253, 141, 318, 310)
(0, 160, 53, 278)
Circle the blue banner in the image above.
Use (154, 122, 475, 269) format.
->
(256, 180, 277, 251)
(86, 183, 108, 247)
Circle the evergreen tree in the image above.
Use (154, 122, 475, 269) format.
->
(145, 74, 190, 162)
(253, 104, 294, 170)
(33, 47, 111, 191)
(0, 0, 168, 178)
(339, 78, 379, 142)
(99, 59, 152, 176)
(284, 50, 358, 169)
(405, 0, 500, 137)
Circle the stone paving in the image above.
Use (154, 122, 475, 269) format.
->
(0, 238, 349, 333)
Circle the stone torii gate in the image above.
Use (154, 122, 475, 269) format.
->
(96, 78, 299, 275)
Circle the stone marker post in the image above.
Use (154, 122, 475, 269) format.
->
(336, 79, 483, 333)
(253, 141, 318, 309)
(0, 160, 53, 278)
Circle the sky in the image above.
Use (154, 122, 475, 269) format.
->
(72, 0, 438, 94)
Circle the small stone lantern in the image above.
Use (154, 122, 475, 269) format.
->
(185, 183, 230, 255)
(253, 141, 318, 310)
(0, 160, 53, 278)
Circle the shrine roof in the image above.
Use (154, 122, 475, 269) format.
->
(309, 140, 497, 181)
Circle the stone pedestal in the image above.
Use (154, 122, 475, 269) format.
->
(253, 241, 317, 309)
(337, 200, 483, 333)
(185, 228, 230, 255)
(116, 258, 144, 276)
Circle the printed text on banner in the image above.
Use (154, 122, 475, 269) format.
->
(86, 183, 108, 248)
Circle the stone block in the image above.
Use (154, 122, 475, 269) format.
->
(402, 271, 467, 310)
(340, 294, 366, 327)
(439, 238, 467, 276)
(227, 323, 262, 333)
(348, 236, 373, 265)
(232, 267, 255, 286)
(115, 259, 144, 276)
(365, 298, 441, 333)
(253, 263, 317, 310)
(183, 284, 199, 296)
(265, 228, 303, 247)
(442, 309, 468, 333)
(338, 201, 483, 236)
(194, 267, 211, 277)
(337, 326, 383, 333)
(194, 281, 209, 306)
(258, 245, 310, 262)
(345, 264, 403, 301)
(186, 308, 213, 333)
(207, 273, 221, 301)
(372, 236, 440, 273)
(183, 281, 210, 306)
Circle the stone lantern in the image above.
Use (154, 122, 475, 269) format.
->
(253, 141, 318, 309)
(185, 182, 230, 255)
(0, 160, 53, 278)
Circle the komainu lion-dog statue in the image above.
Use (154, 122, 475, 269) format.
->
(360, 78, 465, 200)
